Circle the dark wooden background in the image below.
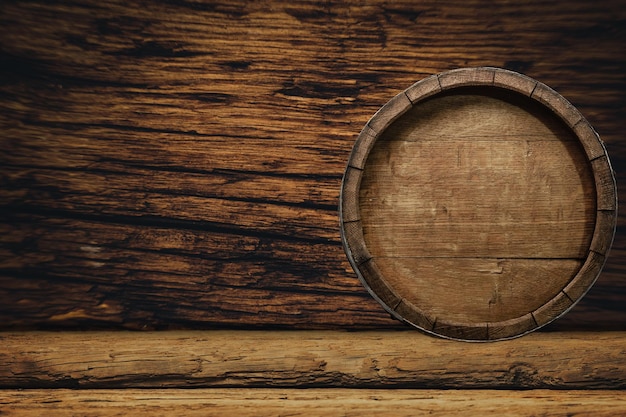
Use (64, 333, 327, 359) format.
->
(1, 0, 624, 331)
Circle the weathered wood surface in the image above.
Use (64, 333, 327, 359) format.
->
(2, 389, 625, 417)
(1, 0, 625, 330)
(1, 331, 624, 389)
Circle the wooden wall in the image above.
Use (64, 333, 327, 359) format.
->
(1, 0, 625, 332)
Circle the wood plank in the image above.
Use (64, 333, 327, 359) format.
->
(1, 389, 625, 416)
(0, 214, 390, 330)
(0, 165, 340, 242)
(0, 0, 625, 330)
(1, 331, 624, 389)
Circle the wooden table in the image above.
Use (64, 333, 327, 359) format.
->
(1, 0, 624, 414)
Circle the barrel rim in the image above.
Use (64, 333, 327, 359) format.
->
(339, 67, 618, 342)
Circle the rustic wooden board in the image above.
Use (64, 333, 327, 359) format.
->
(2, 389, 625, 417)
(0, 0, 625, 330)
(1, 331, 624, 389)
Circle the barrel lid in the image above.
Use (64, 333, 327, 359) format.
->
(340, 67, 617, 341)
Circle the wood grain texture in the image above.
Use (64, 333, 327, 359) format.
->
(1, 389, 625, 417)
(1, 331, 625, 389)
(0, 0, 625, 330)
(361, 94, 595, 258)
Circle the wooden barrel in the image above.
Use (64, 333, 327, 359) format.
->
(340, 67, 617, 341)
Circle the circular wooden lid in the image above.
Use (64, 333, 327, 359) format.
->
(340, 67, 617, 341)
